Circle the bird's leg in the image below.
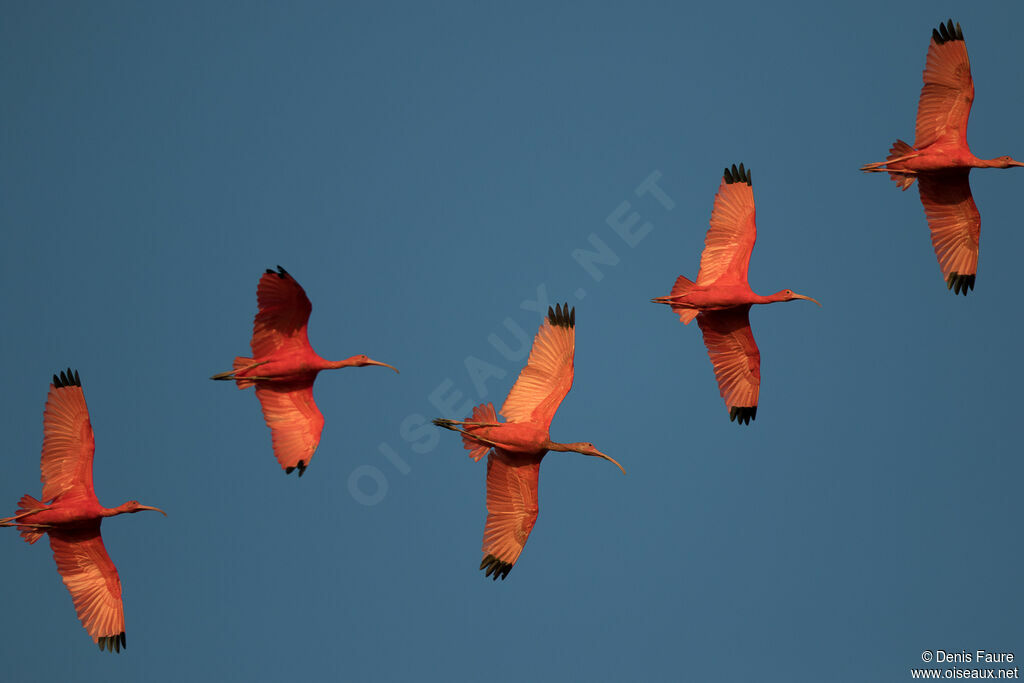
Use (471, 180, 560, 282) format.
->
(432, 419, 504, 447)
(886, 152, 921, 164)
(862, 165, 919, 174)
(434, 418, 503, 428)
(210, 360, 270, 381)
(860, 153, 921, 171)
(453, 430, 505, 448)
(0, 509, 45, 524)
(0, 520, 52, 529)
(234, 376, 276, 381)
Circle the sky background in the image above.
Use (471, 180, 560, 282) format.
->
(2, 2, 1021, 681)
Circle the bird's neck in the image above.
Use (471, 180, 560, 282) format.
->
(976, 157, 1006, 169)
(546, 440, 581, 454)
(323, 357, 359, 370)
(754, 291, 789, 305)
(102, 502, 135, 518)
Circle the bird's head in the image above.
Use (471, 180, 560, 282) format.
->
(118, 501, 167, 516)
(565, 442, 626, 475)
(774, 289, 821, 306)
(344, 355, 399, 373)
(992, 155, 1024, 169)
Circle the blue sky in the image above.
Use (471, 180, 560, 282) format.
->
(2, 2, 1021, 681)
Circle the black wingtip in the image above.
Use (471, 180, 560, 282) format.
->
(53, 368, 82, 389)
(946, 272, 975, 296)
(267, 265, 288, 279)
(723, 163, 752, 186)
(479, 554, 513, 581)
(728, 406, 757, 425)
(297, 459, 307, 476)
(546, 303, 575, 329)
(933, 19, 963, 44)
(97, 632, 125, 653)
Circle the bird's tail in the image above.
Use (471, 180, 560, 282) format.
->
(232, 357, 258, 388)
(432, 403, 501, 461)
(461, 403, 499, 461)
(651, 275, 700, 324)
(210, 357, 259, 388)
(10, 495, 46, 544)
(885, 140, 917, 190)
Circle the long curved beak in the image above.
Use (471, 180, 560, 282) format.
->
(137, 505, 167, 516)
(367, 360, 400, 374)
(1009, 160, 1024, 168)
(593, 450, 627, 475)
(792, 293, 822, 307)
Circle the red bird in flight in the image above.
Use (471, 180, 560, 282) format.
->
(861, 19, 1024, 295)
(1, 369, 166, 653)
(433, 304, 625, 580)
(652, 164, 820, 424)
(212, 266, 398, 476)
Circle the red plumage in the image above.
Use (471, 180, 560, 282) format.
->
(652, 164, 820, 424)
(1, 369, 165, 653)
(211, 266, 398, 475)
(433, 304, 625, 580)
(861, 19, 1024, 295)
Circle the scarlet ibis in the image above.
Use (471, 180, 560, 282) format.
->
(861, 19, 1024, 295)
(652, 164, 820, 424)
(212, 266, 398, 476)
(1, 369, 166, 652)
(433, 304, 625, 580)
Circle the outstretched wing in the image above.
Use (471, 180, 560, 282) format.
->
(49, 526, 126, 652)
(41, 369, 97, 502)
(697, 307, 761, 424)
(250, 266, 314, 359)
(696, 164, 757, 287)
(917, 170, 980, 295)
(254, 380, 325, 475)
(914, 20, 973, 150)
(479, 450, 541, 580)
(499, 304, 575, 425)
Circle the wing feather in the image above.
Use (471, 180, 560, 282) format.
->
(917, 171, 980, 289)
(41, 370, 96, 502)
(914, 22, 973, 150)
(479, 450, 541, 580)
(254, 380, 325, 474)
(697, 307, 760, 415)
(499, 305, 575, 425)
(251, 266, 314, 359)
(696, 166, 757, 287)
(49, 527, 126, 652)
